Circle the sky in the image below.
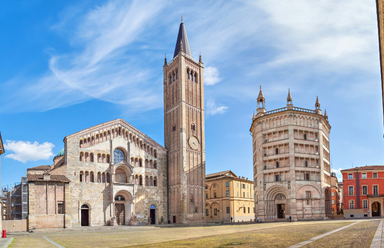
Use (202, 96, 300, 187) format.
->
(0, 0, 383, 188)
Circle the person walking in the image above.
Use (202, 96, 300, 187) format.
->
(289, 215, 292, 222)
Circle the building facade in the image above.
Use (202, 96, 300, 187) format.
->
(163, 18, 206, 224)
(341, 166, 384, 218)
(250, 88, 332, 221)
(330, 174, 341, 215)
(205, 171, 254, 223)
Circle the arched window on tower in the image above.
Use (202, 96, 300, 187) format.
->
(191, 123, 195, 131)
(187, 69, 190, 80)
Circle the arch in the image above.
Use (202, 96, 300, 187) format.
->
(79, 140, 83, 148)
(115, 165, 130, 183)
(113, 148, 126, 164)
(154, 161, 157, 169)
(145, 175, 149, 186)
(101, 172, 105, 183)
(97, 172, 101, 183)
(80, 152, 84, 162)
(90, 153, 94, 162)
(85, 152, 89, 162)
(80, 203, 91, 226)
(296, 184, 321, 198)
(264, 185, 289, 201)
(139, 175, 143, 185)
(97, 153, 101, 163)
(154, 150, 157, 158)
(106, 172, 110, 183)
(106, 154, 110, 163)
(139, 159, 143, 167)
(80, 171, 84, 182)
(96, 134, 99, 144)
(187, 68, 190, 80)
(150, 176, 153, 186)
(154, 176, 157, 187)
(90, 171, 94, 182)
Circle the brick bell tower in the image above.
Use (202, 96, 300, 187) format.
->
(163, 17, 206, 224)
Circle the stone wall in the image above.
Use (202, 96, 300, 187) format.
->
(2, 220, 27, 232)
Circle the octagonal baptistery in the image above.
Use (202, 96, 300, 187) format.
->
(64, 119, 167, 227)
(250, 87, 332, 221)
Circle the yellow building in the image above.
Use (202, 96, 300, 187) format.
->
(205, 170, 254, 223)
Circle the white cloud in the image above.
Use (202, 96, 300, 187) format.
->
(331, 167, 343, 181)
(204, 66, 221, 86)
(4, 140, 55, 163)
(206, 100, 228, 116)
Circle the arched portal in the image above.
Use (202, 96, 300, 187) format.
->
(264, 186, 289, 219)
(114, 191, 133, 225)
(81, 204, 90, 226)
(150, 205, 156, 224)
(373, 202, 381, 217)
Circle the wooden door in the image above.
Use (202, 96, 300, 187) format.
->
(81, 209, 89, 226)
(115, 204, 125, 225)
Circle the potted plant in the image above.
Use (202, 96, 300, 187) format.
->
(160, 216, 164, 224)
(148, 217, 151, 225)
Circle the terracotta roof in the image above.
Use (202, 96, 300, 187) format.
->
(27, 165, 51, 171)
(341, 165, 384, 172)
(27, 174, 70, 182)
(206, 170, 235, 179)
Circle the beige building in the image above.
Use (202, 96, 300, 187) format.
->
(250, 88, 332, 221)
(205, 171, 254, 223)
(163, 17, 206, 224)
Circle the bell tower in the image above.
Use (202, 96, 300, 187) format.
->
(163, 17, 206, 224)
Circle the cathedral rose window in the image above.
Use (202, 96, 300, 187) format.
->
(114, 149, 125, 164)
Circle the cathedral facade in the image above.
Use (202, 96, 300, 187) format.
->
(25, 19, 206, 229)
(250, 88, 332, 221)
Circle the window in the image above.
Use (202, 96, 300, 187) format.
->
(206, 194, 208, 199)
(374, 185, 379, 196)
(243, 184, 245, 189)
(247, 192, 249, 198)
(248, 207, 250, 213)
(214, 192, 217, 198)
(275, 175, 280, 181)
(243, 192, 245, 198)
(362, 186, 367, 195)
(226, 191, 229, 197)
(349, 200, 354, 209)
(373, 173, 378, 178)
(275, 148, 279, 154)
(306, 191, 311, 198)
(172, 125, 176, 132)
(191, 123, 195, 131)
(305, 161, 308, 167)
(226, 182, 229, 187)
(305, 173, 310, 180)
(362, 173, 367, 179)
(113, 149, 125, 164)
(348, 174, 353, 179)
(304, 134, 307, 140)
(226, 207, 230, 214)
(237, 191, 239, 197)
(213, 184, 216, 188)
(205, 186, 208, 189)
(214, 209, 217, 216)
(206, 209, 209, 216)
(363, 200, 368, 209)
(349, 186, 353, 195)
(58, 202, 64, 214)
(243, 207, 246, 213)
(276, 162, 279, 168)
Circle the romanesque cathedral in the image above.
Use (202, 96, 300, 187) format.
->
(24, 19, 206, 229)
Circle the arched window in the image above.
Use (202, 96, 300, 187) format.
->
(173, 72, 175, 81)
(80, 140, 83, 148)
(173, 125, 176, 132)
(85, 171, 89, 182)
(150, 176, 153, 186)
(80, 152, 84, 162)
(106, 154, 110, 163)
(90, 172, 94, 182)
(154, 177, 157, 187)
(187, 69, 190, 80)
(80, 171, 84, 182)
(97, 154, 101, 163)
(176, 70, 178, 79)
(190, 71, 193, 80)
(139, 159, 142, 167)
(114, 149, 125, 164)
(191, 123, 195, 131)
(97, 172, 101, 183)
(154, 150, 157, 158)
(145, 176, 149, 186)
(81, 204, 89, 209)
(154, 161, 157, 169)
(194, 73, 196, 82)
(90, 153, 94, 162)
(85, 152, 89, 162)
(106, 173, 110, 183)
(169, 75, 172, 84)
(115, 195, 125, 201)
(139, 175, 143, 185)
(102, 172, 105, 183)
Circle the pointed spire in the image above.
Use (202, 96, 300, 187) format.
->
(257, 86, 265, 102)
(164, 54, 167, 66)
(199, 52, 202, 63)
(315, 96, 320, 109)
(324, 109, 328, 120)
(257, 86, 266, 112)
(287, 88, 292, 103)
(173, 18, 192, 58)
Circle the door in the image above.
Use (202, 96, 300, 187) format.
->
(150, 209, 156, 224)
(173, 216, 176, 223)
(81, 209, 89, 226)
(372, 202, 381, 217)
(277, 204, 285, 218)
(115, 204, 125, 225)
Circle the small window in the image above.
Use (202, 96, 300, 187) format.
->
(349, 201, 354, 209)
(248, 207, 250, 213)
(226, 190, 229, 197)
(276, 162, 279, 168)
(275, 148, 279, 154)
(226, 207, 230, 214)
(373, 173, 378, 178)
(237, 191, 239, 197)
(363, 200, 368, 209)
(243, 184, 245, 189)
(243, 192, 245, 198)
(214, 208, 217, 216)
(58, 202, 64, 214)
(247, 192, 249, 198)
(243, 207, 246, 213)
(304, 134, 307, 140)
(191, 123, 195, 131)
(206, 209, 209, 216)
(348, 174, 353, 179)
(205, 186, 208, 189)
(305, 161, 308, 167)
(226, 182, 229, 187)
(362, 173, 367, 179)
(275, 175, 280, 181)
(305, 173, 310, 181)
(172, 125, 176, 132)
(349, 186, 353, 195)
(214, 192, 217, 198)
(306, 191, 311, 198)
(374, 185, 379, 196)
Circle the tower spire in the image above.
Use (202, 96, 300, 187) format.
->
(287, 89, 292, 103)
(257, 86, 266, 113)
(164, 54, 167, 66)
(173, 18, 192, 58)
(324, 109, 328, 120)
(315, 96, 320, 109)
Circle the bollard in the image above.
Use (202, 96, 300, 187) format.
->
(2, 230, 6, 238)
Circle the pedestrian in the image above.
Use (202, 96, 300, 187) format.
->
(289, 215, 292, 222)
(231, 217, 233, 225)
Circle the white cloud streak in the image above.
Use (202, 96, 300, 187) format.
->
(331, 167, 343, 181)
(204, 66, 221, 86)
(4, 140, 55, 163)
(206, 100, 228, 116)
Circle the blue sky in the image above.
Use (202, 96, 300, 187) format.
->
(1, 0, 383, 188)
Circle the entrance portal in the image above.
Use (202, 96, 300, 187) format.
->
(150, 209, 156, 224)
(372, 202, 381, 217)
(277, 204, 285, 219)
(173, 216, 176, 223)
(115, 203, 125, 225)
(81, 204, 89, 226)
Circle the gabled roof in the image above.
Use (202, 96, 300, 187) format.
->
(173, 18, 192, 58)
(27, 165, 51, 171)
(206, 170, 237, 179)
(341, 165, 384, 172)
(0, 132, 4, 155)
